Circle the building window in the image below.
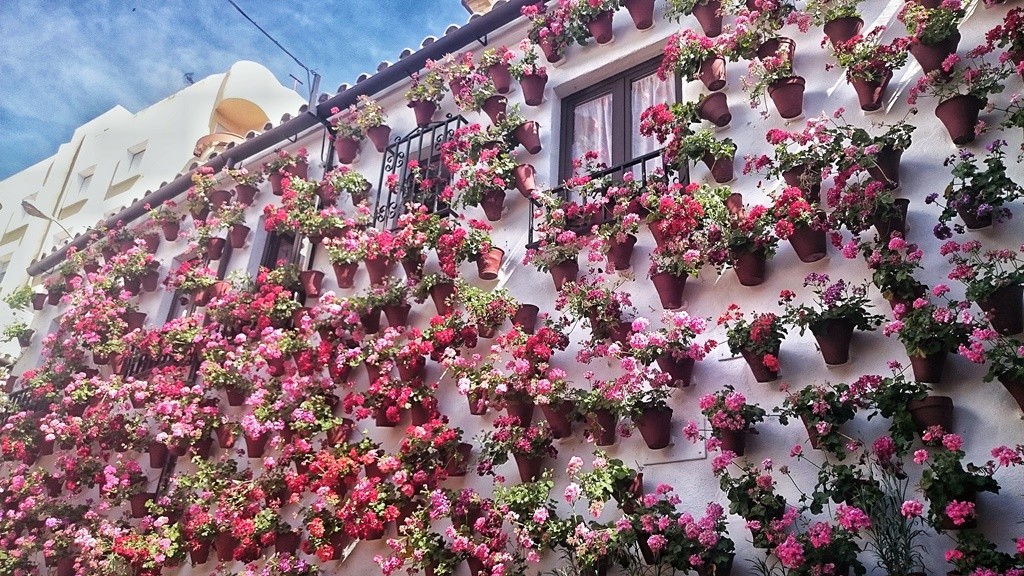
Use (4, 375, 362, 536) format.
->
(78, 172, 94, 195)
(0, 258, 9, 285)
(559, 58, 680, 178)
(127, 149, 145, 174)
(261, 232, 296, 270)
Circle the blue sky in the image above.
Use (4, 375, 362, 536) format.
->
(0, 1, 471, 180)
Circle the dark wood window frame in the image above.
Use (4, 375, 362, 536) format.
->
(558, 57, 681, 180)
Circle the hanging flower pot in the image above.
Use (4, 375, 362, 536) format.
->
(657, 354, 695, 387)
(147, 440, 169, 469)
(206, 237, 226, 260)
(513, 121, 543, 154)
(481, 94, 508, 124)
(129, 491, 154, 518)
(505, 398, 535, 427)
(823, 16, 863, 48)
(402, 253, 426, 282)
(850, 70, 893, 113)
(592, 409, 618, 446)
(31, 292, 46, 311)
(514, 164, 538, 198)
(607, 234, 637, 271)
(540, 36, 563, 64)
(998, 376, 1024, 413)
(326, 419, 355, 446)
(624, 0, 656, 29)
(907, 395, 954, 433)
(141, 267, 160, 292)
(513, 453, 546, 482)
(513, 304, 540, 334)
(487, 64, 513, 93)
(333, 136, 361, 164)
(740, 346, 780, 382)
(977, 284, 1024, 336)
(703, 153, 734, 183)
(699, 55, 727, 91)
(651, 271, 687, 310)
(767, 76, 806, 119)
(549, 258, 580, 291)
(636, 406, 673, 449)
(215, 532, 239, 562)
(867, 145, 904, 189)
(228, 224, 249, 249)
(935, 94, 984, 145)
(333, 261, 359, 289)
(298, 270, 325, 298)
(957, 205, 993, 230)
(731, 247, 768, 286)
(872, 198, 910, 241)
(209, 188, 232, 209)
(801, 414, 824, 449)
(756, 36, 796, 64)
(382, 302, 412, 327)
(481, 189, 506, 221)
(409, 100, 437, 127)
(360, 307, 382, 334)
(284, 161, 308, 179)
(521, 72, 548, 106)
(268, 172, 286, 196)
(541, 400, 575, 439)
(909, 350, 948, 383)
(429, 281, 456, 315)
(446, 442, 473, 476)
(788, 224, 827, 262)
(141, 232, 161, 253)
(375, 406, 400, 427)
(366, 125, 392, 153)
(235, 184, 258, 206)
(275, 530, 300, 556)
(810, 318, 856, 365)
(467, 389, 489, 415)
(161, 221, 181, 242)
(781, 163, 821, 203)
(586, 11, 615, 44)
(476, 247, 505, 280)
(697, 92, 732, 127)
(364, 255, 394, 286)
(410, 401, 435, 425)
(189, 540, 212, 565)
(613, 472, 644, 514)
(719, 429, 747, 456)
(398, 355, 426, 382)
(191, 205, 211, 221)
(244, 431, 270, 458)
(478, 323, 500, 338)
(909, 33, 961, 74)
(692, 0, 723, 37)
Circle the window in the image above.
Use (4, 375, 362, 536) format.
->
(127, 149, 145, 174)
(559, 58, 680, 179)
(119, 142, 148, 180)
(78, 172, 93, 195)
(0, 258, 9, 285)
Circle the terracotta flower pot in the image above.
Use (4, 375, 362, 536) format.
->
(697, 92, 732, 127)
(909, 350, 948, 383)
(910, 32, 961, 74)
(366, 124, 392, 153)
(129, 491, 154, 518)
(692, 0, 723, 36)
(360, 307, 382, 334)
(801, 414, 824, 449)
(215, 532, 239, 562)
(333, 136, 360, 164)
(978, 285, 1024, 336)
(781, 163, 821, 202)
(513, 304, 540, 334)
(521, 72, 548, 106)
(740, 347, 780, 382)
(206, 237, 226, 260)
(216, 424, 237, 449)
(767, 76, 806, 119)
(872, 198, 910, 241)
(657, 355, 695, 387)
(429, 281, 456, 315)
(703, 153, 734, 183)
(998, 376, 1024, 413)
(719, 429, 747, 456)
(275, 530, 300, 555)
(382, 302, 412, 327)
(823, 16, 863, 48)
(850, 70, 892, 112)
(699, 55, 727, 91)
(505, 398, 535, 427)
(636, 406, 673, 449)
(147, 440, 169, 469)
(624, 0, 656, 29)
(514, 163, 538, 198)
(364, 255, 394, 286)
(513, 121, 542, 154)
(299, 270, 324, 298)
(228, 224, 249, 249)
(141, 267, 160, 292)
(592, 409, 618, 446)
(477, 247, 504, 280)
(235, 184, 258, 206)
(810, 318, 856, 365)
(31, 292, 46, 310)
(446, 442, 473, 477)
(161, 221, 181, 242)
(190, 540, 212, 565)
(244, 431, 270, 458)
(935, 94, 983, 145)
(375, 406, 400, 427)
(514, 453, 546, 482)
(732, 248, 768, 286)
(539, 36, 563, 64)
(409, 100, 437, 127)
(908, 395, 954, 433)
(549, 259, 579, 291)
(284, 161, 308, 179)
(467, 389, 489, 415)
(481, 94, 508, 124)
(333, 261, 358, 289)
(957, 204, 993, 230)
(757, 36, 796, 64)
(867, 145, 904, 189)
(409, 401, 435, 425)
(481, 189, 506, 221)
(651, 271, 687, 310)
(788, 224, 827, 262)
(487, 64, 512, 94)
(607, 234, 637, 271)
(586, 10, 615, 44)
(402, 253, 426, 281)
(541, 400, 576, 439)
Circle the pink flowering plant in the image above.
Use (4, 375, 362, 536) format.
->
(829, 27, 910, 82)
(693, 384, 767, 441)
(777, 381, 861, 458)
(861, 368, 931, 448)
(718, 305, 787, 371)
(770, 186, 826, 241)
(859, 234, 925, 303)
(916, 426, 999, 531)
(475, 416, 557, 477)
(779, 273, 883, 334)
(658, 29, 724, 82)
(741, 53, 796, 115)
(943, 239, 1024, 304)
(715, 459, 790, 548)
(898, 0, 965, 45)
(883, 288, 975, 357)
(908, 51, 1009, 106)
(626, 312, 718, 367)
(556, 276, 634, 342)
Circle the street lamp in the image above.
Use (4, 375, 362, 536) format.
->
(21, 200, 71, 237)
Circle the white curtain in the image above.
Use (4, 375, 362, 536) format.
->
(631, 72, 673, 172)
(571, 93, 614, 170)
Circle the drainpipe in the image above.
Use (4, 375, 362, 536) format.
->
(27, 0, 539, 277)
